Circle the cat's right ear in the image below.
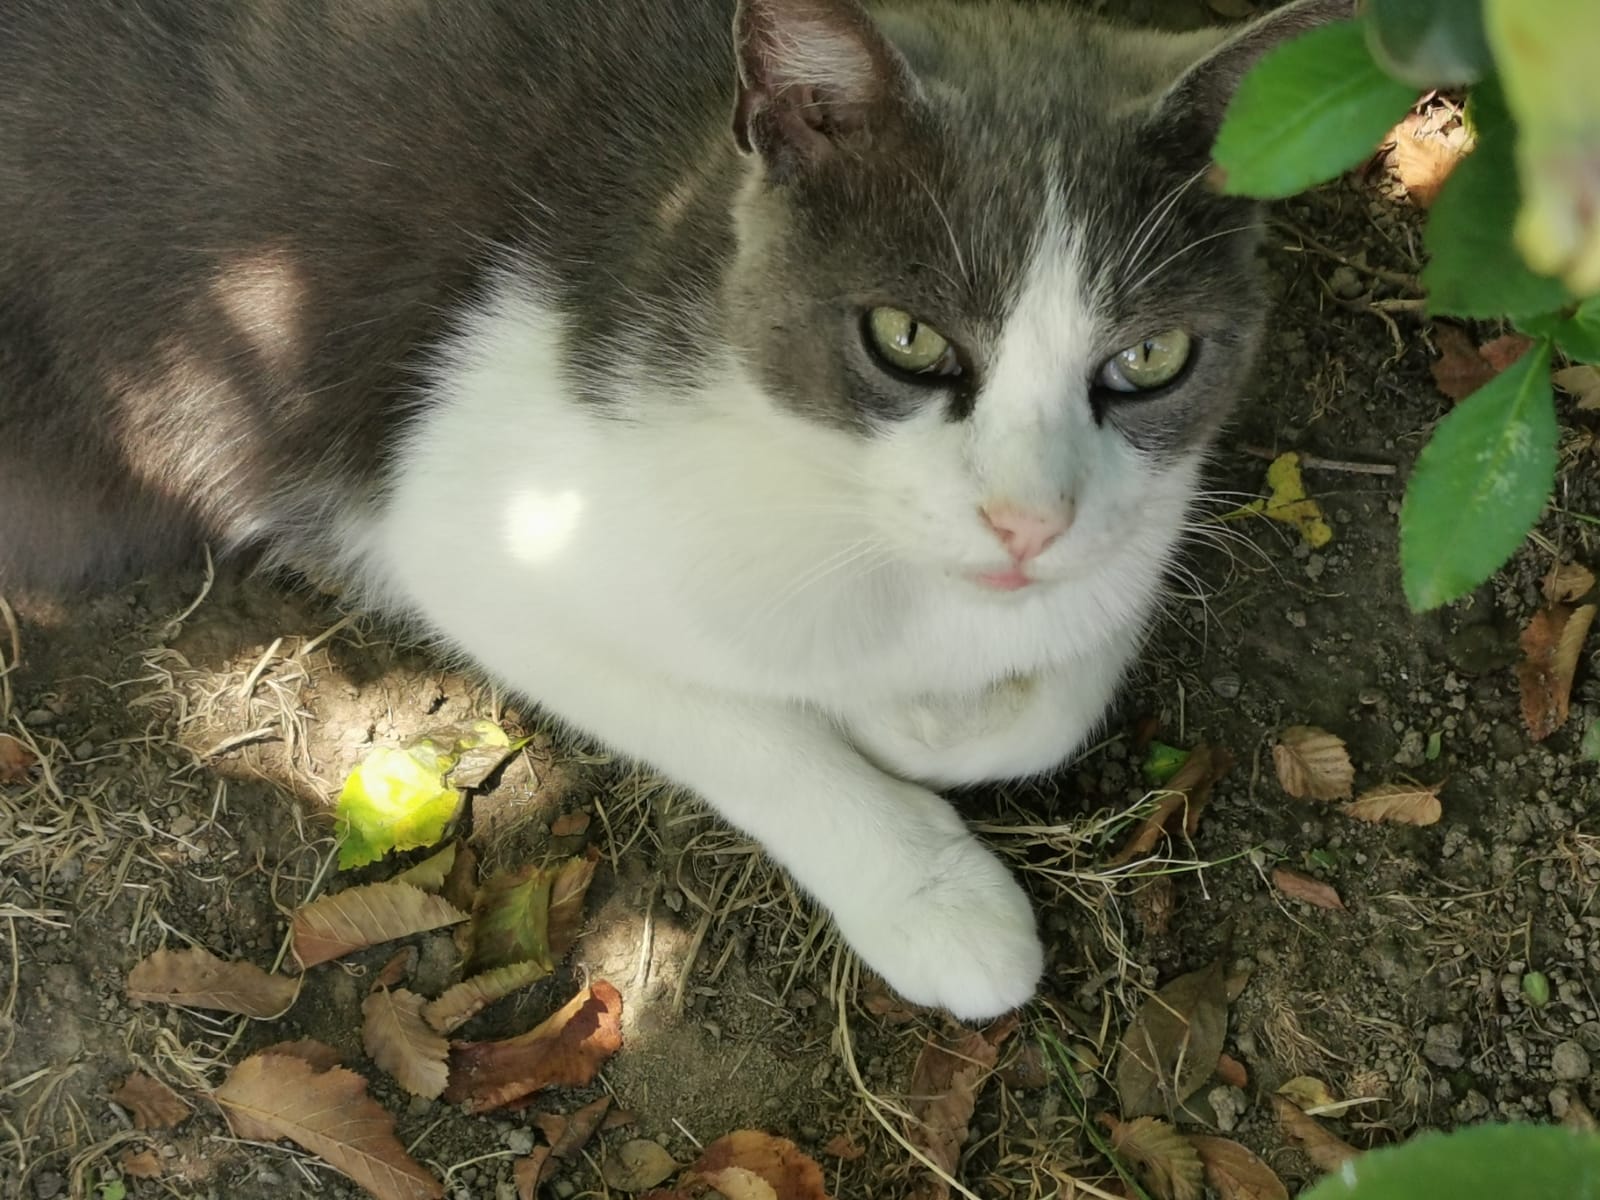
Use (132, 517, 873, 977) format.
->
(732, 0, 917, 178)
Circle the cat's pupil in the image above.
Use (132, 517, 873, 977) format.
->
(901, 322, 920, 348)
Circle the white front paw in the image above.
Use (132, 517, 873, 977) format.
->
(839, 832, 1043, 1021)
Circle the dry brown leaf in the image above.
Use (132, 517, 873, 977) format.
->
(444, 980, 624, 1114)
(126, 947, 299, 1019)
(1214, 1053, 1249, 1090)
(1545, 562, 1597, 605)
(1109, 746, 1233, 866)
(543, 1096, 612, 1161)
(1272, 1095, 1358, 1172)
(423, 960, 550, 1034)
(1277, 1076, 1340, 1111)
(1189, 1135, 1289, 1200)
(907, 1016, 1017, 1183)
(1555, 365, 1600, 410)
(550, 811, 592, 837)
(998, 1040, 1051, 1091)
(1429, 323, 1496, 401)
(1115, 960, 1230, 1118)
(1518, 603, 1597, 741)
(112, 1072, 192, 1130)
(0, 733, 36, 784)
(372, 947, 417, 992)
(861, 978, 923, 1023)
(258, 1039, 344, 1071)
(1101, 1116, 1204, 1200)
(602, 1139, 680, 1192)
(1479, 334, 1535, 374)
(292, 881, 467, 970)
(1270, 868, 1346, 911)
(683, 1131, 831, 1200)
(1385, 111, 1470, 208)
(442, 842, 479, 914)
(362, 988, 450, 1099)
(1340, 782, 1443, 827)
(822, 1133, 865, 1161)
(394, 843, 459, 892)
(515, 1147, 553, 1200)
(1272, 727, 1354, 801)
(119, 1148, 165, 1179)
(214, 1053, 444, 1200)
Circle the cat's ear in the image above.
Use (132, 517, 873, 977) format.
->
(1154, 0, 1356, 141)
(731, 0, 917, 176)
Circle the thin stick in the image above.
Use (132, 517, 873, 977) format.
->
(1241, 446, 1398, 476)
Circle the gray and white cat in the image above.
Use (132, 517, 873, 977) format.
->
(0, 0, 1347, 1018)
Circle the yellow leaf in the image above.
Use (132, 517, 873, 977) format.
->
(1238, 454, 1333, 548)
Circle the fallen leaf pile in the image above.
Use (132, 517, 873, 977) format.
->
(123, 804, 617, 1199)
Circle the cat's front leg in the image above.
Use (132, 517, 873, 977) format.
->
(487, 642, 1042, 1019)
(844, 652, 1130, 788)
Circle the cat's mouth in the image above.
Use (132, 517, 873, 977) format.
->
(970, 568, 1035, 593)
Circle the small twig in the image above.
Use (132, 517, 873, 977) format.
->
(199, 727, 280, 760)
(1242, 446, 1398, 476)
(1275, 219, 1422, 292)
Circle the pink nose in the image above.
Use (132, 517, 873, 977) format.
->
(981, 503, 1072, 564)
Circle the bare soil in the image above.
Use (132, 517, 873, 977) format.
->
(4, 11, 1599, 1200)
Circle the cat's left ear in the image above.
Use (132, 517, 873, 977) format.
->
(1153, 0, 1356, 141)
(732, 0, 919, 178)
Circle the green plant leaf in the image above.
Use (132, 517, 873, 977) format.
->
(1301, 1124, 1600, 1200)
(1582, 717, 1600, 763)
(1140, 741, 1191, 786)
(464, 854, 598, 976)
(335, 747, 464, 870)
(1422, 82, 1574, 318)
(1364, 0, 1493, 87)
(1520, 295, 1600, 362)
(1212, 21, 1417, 200)
(1400, 339, 1557, 610)
(1486, 0, 1600, 294)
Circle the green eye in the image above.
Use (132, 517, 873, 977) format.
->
(864, 307, 962, 379)
(1098, 329, 1193, 393)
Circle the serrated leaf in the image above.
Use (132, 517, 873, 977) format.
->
(1212, 21, 1417, 200)
(1103, 1116, 1204, 1200)
(423, 960, 551, 1034)
(466, 852, 597, 976)
(393, 844, 458, 893)
(1485, 1, 1600, 294)
(1273, 727, 1355, 800)
(1517, 603, 1597, 740)
(1116, 960, 1230, 1118)
(906, 1017, 1017, 1185)
(1400, 338, 1557, 610)
(111, 1073, 192, 1131)
(126, 947, 299, 1019)
(258, 1039, 344, 1072)
(362, 988, 450, 1099)
(1421, 85, 1574, 319)
(291, 882, 467, 970)
(335, 746, 464, 870)
(214, 1054, 443, 1200)
(1190, 1135, 1289, 1200)
(1523, 295, 1600, 362)
(1301, 1124, 1600, 1200)
(1364, 0, 1492, 87)
(1341, 782, 1443, 826)
(444, 981, 624, 1114)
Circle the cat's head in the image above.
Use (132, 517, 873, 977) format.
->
(719, 0, 1350, 621)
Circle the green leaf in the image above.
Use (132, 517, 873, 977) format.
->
(1365, 0, 1493, 87)
(464, 854, 597, 976)
(1400, 340, 1557, 610)
(1422, 82, 1574, 318)
(1140, 741, 1191, 786)
(334, 747, 464, 870)
(1520, 295, 1600, 362)
(1301, 1124, 1600, 1200)
(1212, 21, 1417, 200)
(1521, 970, 1552, 1007)
(1486, 0, 1600, 294)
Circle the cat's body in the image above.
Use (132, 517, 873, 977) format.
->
(0, 0, 1346, 1017)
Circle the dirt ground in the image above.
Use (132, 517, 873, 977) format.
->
(5, 9, 1600, 1200)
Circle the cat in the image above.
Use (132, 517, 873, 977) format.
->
(0, 0, 1349, 1018)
